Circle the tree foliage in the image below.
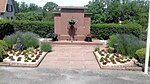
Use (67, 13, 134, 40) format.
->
(14, 0, 148, 30)
(15, 1, 58, 21)
(86, 0, 106, 23)
(86, 0, 148, 29)
(16, 11, 44, 21)
(15, 1, 41, 12)
(43, 2, 58, 11)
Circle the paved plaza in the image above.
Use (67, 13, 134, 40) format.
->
(0, 44, 150, 84)
(39, 44, 105, 69)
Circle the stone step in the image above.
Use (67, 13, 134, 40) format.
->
(42, 39, 104, 45)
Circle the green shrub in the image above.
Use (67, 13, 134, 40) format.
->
(106, 47, 115, 53)
(0, 46, 6, 59)
(21, 32, 40, 49)
(108, 34, 146, 57)
(3, 31, 21, 49)
(135, 48, 146, 64)
(1, 20, 142, 40)
(0, 40, 7, 59)
(135, 48, 150, 65)
(0, 40, 8, 50)
(3, 32, 19, 49)
(95, 47, 100, 51)
(40, 42, 52, 52)
(0, 20, 54, 39)
(26, 47, 34, 52)
(139, 31, 147, 41)
(91, 24, 142, 40)
(3, 31, 40, 49)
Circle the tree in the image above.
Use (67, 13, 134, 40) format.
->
(105, 0, 122, 23)
(28, 3, 40, 11)
(14, 1, 19, 13)
(16, 11, 44, 21)
(19, 2, 28, 12)
(86, 0, 148, 27)
(15, 1, 44, 21)
(42, 11, 54, 21)
(42, 2, 58, 21)
(86, 0, 107, 23)
(43, 2, 58, 11)
(15, 1, 41, 13)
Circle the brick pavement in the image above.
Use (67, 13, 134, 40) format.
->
(39, 44, 106, 70)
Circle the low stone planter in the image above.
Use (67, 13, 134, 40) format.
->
(3, 49, 47, 67)
(93, 50, 141, 70)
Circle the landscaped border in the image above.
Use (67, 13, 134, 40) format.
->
(3, 52, 48, 67)
(93, 51, 150, 71)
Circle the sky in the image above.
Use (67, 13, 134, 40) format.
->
(15, 0, 92, 7)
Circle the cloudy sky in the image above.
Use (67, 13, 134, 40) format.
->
(15, 0, 92, 7)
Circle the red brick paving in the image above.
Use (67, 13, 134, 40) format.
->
(39, 44, 106, 70)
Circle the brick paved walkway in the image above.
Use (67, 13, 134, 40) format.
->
(39, 44, 106, 70)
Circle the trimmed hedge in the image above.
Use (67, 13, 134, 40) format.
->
(0, 20, 54, 39)
(13, 20, 54, 37)
(0, 20, 14, 39)
(91, 24, 142, 40)
(0, 20, 142, 40)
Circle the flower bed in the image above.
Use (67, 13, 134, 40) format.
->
(94, 49, 138, 69)
(3, 48, 47, 67)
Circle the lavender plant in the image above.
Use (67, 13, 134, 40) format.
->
(108, 34, 146, 57)
(21, 32, 40, 49)
(3, 31, 40, 49)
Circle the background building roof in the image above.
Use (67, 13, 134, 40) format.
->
(58, 6, 87, 10)
(0, 0, 7, 12)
